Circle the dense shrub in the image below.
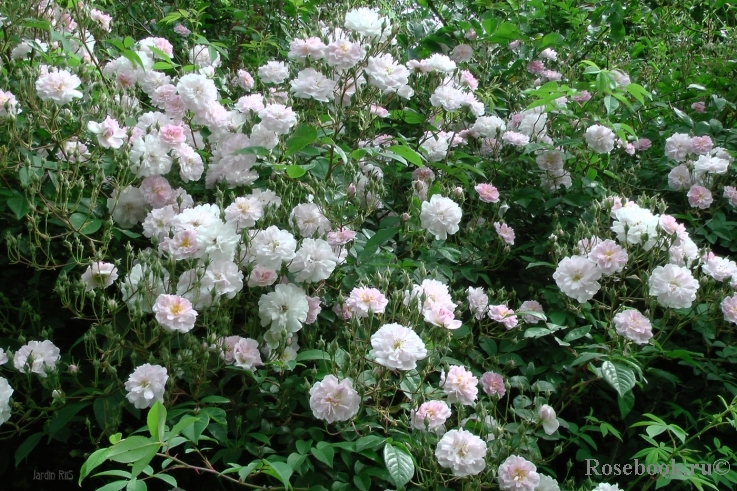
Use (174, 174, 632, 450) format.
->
(1, 1, 737, 490)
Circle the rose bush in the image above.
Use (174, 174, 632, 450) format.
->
(1, 1, 737, 490)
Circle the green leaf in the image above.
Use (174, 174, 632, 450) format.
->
(537, 32, 564, 49)
(237, 460, 262, 481)
(563, 326, 591, 342)
(601, 361, 636, 398)
(359, 227, 399, 262)
(7, 193, 31, 220)
(355, 435, 385, 453)
(233, 146, 270, 156)
(152, 474, 177, 487)
(200, 395, 231, 404)
(147, 401, 167, 442)
(107, 436, 160, 463)
(48, 402, 90, 442)
(284, 125, 317, 156)
(608, 3, 626, 43)
(285, 165, 307, 179)
(311, 445, 334, 468)
(180, 413, 209, 444)
(79, 448, 112, 485)
(96, 481, 128, 491)
(168, 416, 199, 440)
(296, 439, 312, 455)
(295, 349, 330, 362)
(673, 107, 694, 128)
(262, 460, 293, 488)
(15, 432, 44, 466)
(383, 443, 414, 488)
(386, 145, 423, 166)
(524, 327, 553, 338)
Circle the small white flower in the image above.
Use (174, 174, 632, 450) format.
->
(369, 323, 427, 370)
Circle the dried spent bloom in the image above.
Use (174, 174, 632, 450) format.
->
(435, 429, 487, 477)
(309, 375, 360, 423)
(124, 364, 168, 409)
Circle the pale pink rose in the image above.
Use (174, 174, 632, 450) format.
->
(475, 183, 500, 203)
(724, 186, 737, 207)
(369, 105, 389, 118)
(498, 455, 540, 491)
(233, 338, 263, 371)
(460, 70, 478, 90)
(346, 287, 388, 318)
(152, 294, 198, 333)
(488, 304, 518, 329)
(440, 366, 478, 405)
(247, 265, 278, 287)
(480, 371, 506, 397)
(411, 400, 451, 430)
(494, 222, 515, 245)
(502, 131, 530, 147)
(518, 300, 544, 324)
(659, 214, 685, 235)
(527, 60, 545, 74)
(159, 124, 186, 147)
(613, 309, 653, 344)
(174, 24, 191, 36)
(423, 305, 462, 330)
(140, 176, 174, 209)
(87, 116, 126, 149)
(305, 296, 321, 324)
(216, 336, 241, 364)
(692, 101, 706, 113)
(636, 138, 652, 151)
(721, 294, 737, 324)
(687, 185, 713, 209)
(327, 228, 357, 246)
(332, 302, 353, 320)
(573, 90, 592, 103)
(588, 239, 628, 275)
(309, 375, 360, 423)
(691, 136, 714, 155)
